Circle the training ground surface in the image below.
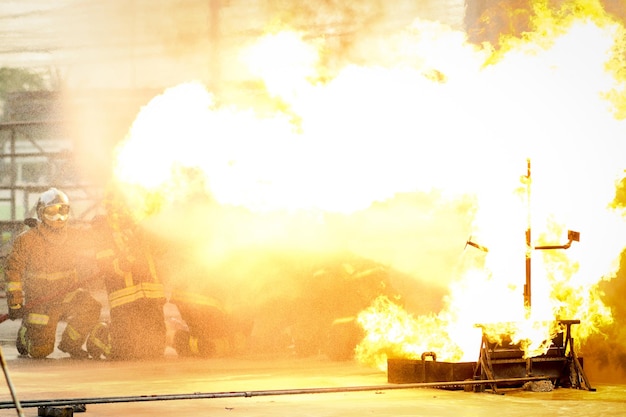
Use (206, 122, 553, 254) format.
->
(0, 340, 624, 417)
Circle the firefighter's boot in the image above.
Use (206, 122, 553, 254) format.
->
(86, 322, 112, 360)
(173, 329, 193, 357)
(174, 330, 215, 357)
(58, 338, 89, 359)
(16, 326, 28, 356)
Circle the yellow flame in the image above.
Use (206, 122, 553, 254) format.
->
(112, 1, 626, 370)
(241, 31, 320, 101)
(352, 3, 625, 370)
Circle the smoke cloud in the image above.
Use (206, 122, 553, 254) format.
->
(4, 0, 626, 380)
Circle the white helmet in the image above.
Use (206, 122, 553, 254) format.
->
(36, 188, 70, 228)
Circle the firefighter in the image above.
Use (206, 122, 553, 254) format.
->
(170, 288, 249, 358)
(164, 247, 252, 358)
(89, 189, 167, 360)
(4, 188, 102, 359)
(170, 289, 225, 357)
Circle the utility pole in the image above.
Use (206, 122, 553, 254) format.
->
(524, 158, 580, 310)
(524, 158, 532, 308)
(208, 0, 222, 93)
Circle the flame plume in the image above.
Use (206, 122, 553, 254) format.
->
(111, 1, 626, 376)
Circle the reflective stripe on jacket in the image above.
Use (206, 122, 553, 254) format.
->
(95, 225, 165, 309)
(170, 290, 224, 311)
(109, 282, 166, 308)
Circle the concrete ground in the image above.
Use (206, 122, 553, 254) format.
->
(0, 296, 623, 417)
(0, 350, 625, 417)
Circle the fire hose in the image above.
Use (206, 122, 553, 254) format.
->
(0, 376, 552, 409)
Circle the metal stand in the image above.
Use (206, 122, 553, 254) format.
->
(475, 334, 499, 393)
(560, 320, 594, 391)
(0, 345, 24, 417)
(473, 320, 594, 393)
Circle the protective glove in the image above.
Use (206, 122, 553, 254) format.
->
(23, 218, 38, 228)
(8, 304, 23, 320)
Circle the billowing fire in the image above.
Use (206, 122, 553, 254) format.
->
(111, 1, 626, 371)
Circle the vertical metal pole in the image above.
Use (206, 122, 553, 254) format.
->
(524, 159, 531, 309)
(524, 159, 532, 374)
(9, 127, 16, 221)
(0, 346, 24, 417)
(130, 0, 136, 87)
(208, 0, 222, 92)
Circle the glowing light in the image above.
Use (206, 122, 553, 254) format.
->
(241, 31, 319, 100)
(111, 1, 626, 370)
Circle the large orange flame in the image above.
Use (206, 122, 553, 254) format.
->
(111, 1, 626, 370)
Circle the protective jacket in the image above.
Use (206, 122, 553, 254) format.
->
(4, 222, 101, 358)
(94, 223, 166, 359)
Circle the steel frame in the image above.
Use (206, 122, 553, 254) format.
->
(473, 319, 594, 393)
(0, 120, 102, 250)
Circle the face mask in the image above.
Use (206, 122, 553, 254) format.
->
(43, 204, 70, 223)
(44, 213, 69, 222)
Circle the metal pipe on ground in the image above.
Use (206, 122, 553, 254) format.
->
(0, 376, 552, 409)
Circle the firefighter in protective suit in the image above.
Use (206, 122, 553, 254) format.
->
(170, 288, 242, 358)
(4, 188, 102, 359)
(88, 188, 167, 360)
(165, 247, 252, 358)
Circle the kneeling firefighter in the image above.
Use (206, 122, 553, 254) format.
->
(4, 188, 102, 359)
(170, 289, 250, 357)
(89, 188, 167, 360)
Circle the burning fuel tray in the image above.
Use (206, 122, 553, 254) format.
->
(387, 320, 594, 393)
(387, 354, 474, 387)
